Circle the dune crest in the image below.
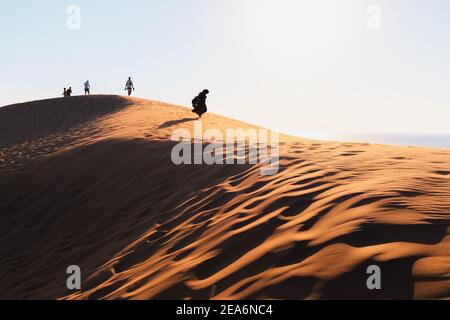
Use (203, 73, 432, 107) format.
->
(0, 96, 449, 300)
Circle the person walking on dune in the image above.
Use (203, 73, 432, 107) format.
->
(192, 89, 209, 118)
(84, 81, 91, 95)
(63, 88, 67, 97)
(125, 77, 135, 96)
(66, 87, 73, 97)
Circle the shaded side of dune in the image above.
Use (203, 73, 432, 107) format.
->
(0, 95, 132, 147)
(0, 95, 134, 171)
(0, 138, 254, 300)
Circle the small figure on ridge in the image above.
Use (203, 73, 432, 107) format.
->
(125, 77, 135, 96)
(84, 81, 91, 95)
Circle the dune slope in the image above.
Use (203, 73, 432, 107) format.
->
(0, 96, 449, 300)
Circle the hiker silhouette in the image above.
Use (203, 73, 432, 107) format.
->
(84, 81, 91, 95)
(192, 89, 209, 118)
(125, 77, 135, 96)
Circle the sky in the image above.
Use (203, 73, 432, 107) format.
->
(0, 0, 449, 135)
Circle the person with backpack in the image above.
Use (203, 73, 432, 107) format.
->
(192, 89, 209, 118)
(125, 77, 135, 96)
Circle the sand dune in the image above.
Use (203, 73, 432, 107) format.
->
(0, 95, 449, 300)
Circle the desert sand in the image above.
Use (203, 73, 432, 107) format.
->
(0, 95, 449, 300)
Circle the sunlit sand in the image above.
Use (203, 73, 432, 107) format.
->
(0, 96, 449, 300)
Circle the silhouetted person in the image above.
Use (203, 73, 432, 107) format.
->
(125, 77, 135, 96)
(63, 88, 67, 97)
(192, 89, 209, 118)
(66, 87, 72, 97)
(84, 81, 91, 95)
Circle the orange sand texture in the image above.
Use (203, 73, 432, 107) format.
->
(0, 96, 449, 300)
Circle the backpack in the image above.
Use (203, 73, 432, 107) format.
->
(192, 96, 199, 107)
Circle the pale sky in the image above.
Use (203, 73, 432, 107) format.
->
(1, 0, 449, 134)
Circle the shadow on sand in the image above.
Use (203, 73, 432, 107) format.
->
(158, 117, 197, 129)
